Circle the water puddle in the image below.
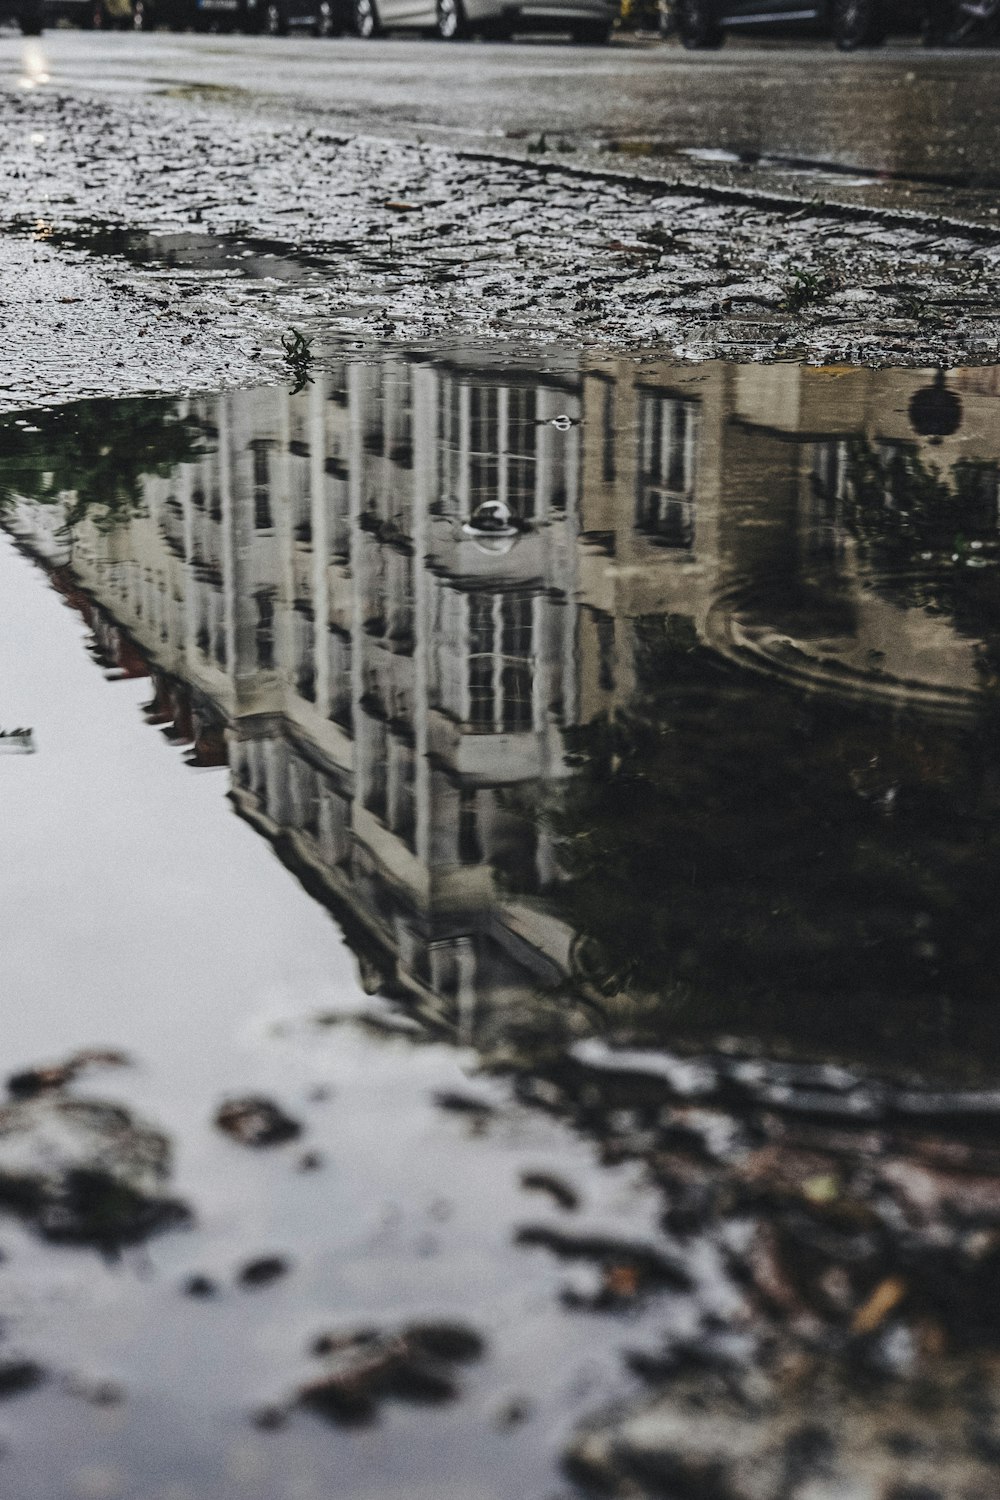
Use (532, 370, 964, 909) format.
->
(3, 346, 1000, 1498)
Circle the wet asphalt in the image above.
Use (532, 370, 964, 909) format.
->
(2, 30, 1000, 224)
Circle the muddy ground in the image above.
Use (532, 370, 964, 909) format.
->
(3, 83, 1000, 409)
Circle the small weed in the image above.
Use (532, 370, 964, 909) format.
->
(526, 133, 548, 155)
(281, 328, 314, 394)
(781, 266, 833, 313)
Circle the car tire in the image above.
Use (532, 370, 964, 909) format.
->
(265, 0, 287, 28)
(831, 0, 885, 47)
(436, 0, 469, 36)
(675, 0, 722, 46)
(570, 16, 611, 39)
(353, 0, 382, 32)
(132, 0, 150, 25)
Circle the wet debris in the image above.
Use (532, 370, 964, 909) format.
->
(299, 1321, 485, 1425)
(433, 1090, 497, 1120)
(214, 1096, 302, 1149)
(520, 1171, 581, 1213)
(565, 1363, 1000, 1500)
(0, 1094, 188, 1248)
(0, 1360, 46, 1400)
(237, 1255, 290, 1290)
(7, 1049, 130, 1100)
(515, 1225, 691, 1307)
(543, 1035, 1000, 1493)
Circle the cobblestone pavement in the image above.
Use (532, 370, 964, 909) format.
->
(3, 83, 1000, 408)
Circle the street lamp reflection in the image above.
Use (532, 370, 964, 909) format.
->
(18, 42, 51, 89)
(461, 499, 522, 554)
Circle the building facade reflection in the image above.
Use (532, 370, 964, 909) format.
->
(4, 354, 1000, 1057)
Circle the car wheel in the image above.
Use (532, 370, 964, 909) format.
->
(133, 0, 150, 25)
(570, 16, 611, 39)
(675, 0, 723, 46)
(265, 0, 287, 28)
(353, 0, 382, 32)
(831, 0, 885, 47)
(436, 0, 469, 36)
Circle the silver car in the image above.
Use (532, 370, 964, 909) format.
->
(352, 0, 616, 42)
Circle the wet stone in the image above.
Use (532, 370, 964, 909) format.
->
(299, 1321, 485, 1425)
(214, 1096, 302, 1148)
(182, 1274, 218, 1299)
(0, 1360, 46, 1399)
(237, 1255, 290, 1290)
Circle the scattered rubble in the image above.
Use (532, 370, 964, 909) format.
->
(528, 1038, 1000, 1497)
(237, 1255, 290, 1289)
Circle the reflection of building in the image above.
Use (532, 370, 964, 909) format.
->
(5, 354, 1000, 1033)
(6, 355, 586, 1041)
(577, 360, 1000, 716)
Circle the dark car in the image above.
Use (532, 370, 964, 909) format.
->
(250, 0, 348, 32)
(184, 0, 343, 27)
(44, 0, 132, 24)
(0, 0, 44, 27)
(132, 0, 196, 25)
(671, 0, 940, 48)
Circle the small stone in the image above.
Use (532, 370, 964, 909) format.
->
(0, 1360, 45, 1399)
(403, 1322, 485, 1363)
(183, 1274, 218, 1299)
(251, 1405, 288, 1430)
(214, 1097, 302, 1148)
(237, 1255, 290, 1289)
(495, 1395, 534, 1430)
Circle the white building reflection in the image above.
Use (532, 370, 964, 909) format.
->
(5, 354, 999, 1036)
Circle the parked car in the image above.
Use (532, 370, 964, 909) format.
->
(251, 0, 347, 31)
(352, 0, 616, 40)
(0, 0, 44, 28)
(131, 0, 195, 26)
(671, 0, 938, 48)
(181, 0, 343, 27)
(45, 0, 131, 24)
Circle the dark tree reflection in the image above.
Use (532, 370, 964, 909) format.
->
(0, 399, 203, 533)
(539, 614, 1000, 1079)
